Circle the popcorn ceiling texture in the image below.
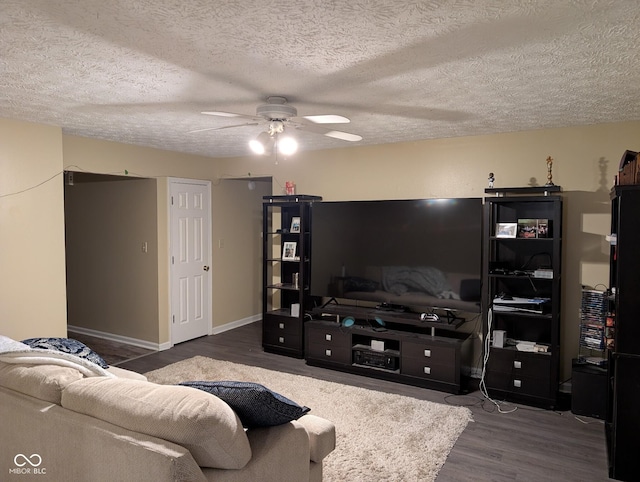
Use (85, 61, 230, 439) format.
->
(1, 0, 639, 158)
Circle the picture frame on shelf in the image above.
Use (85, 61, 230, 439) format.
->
(496, 222, 517, 238)
(290, 216, 301, 233)
(517, 218, 549, 238)
(282, 241, 297, 261)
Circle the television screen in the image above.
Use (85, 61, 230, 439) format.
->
(310, 198, 482, 313)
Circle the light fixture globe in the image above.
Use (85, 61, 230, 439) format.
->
(249, 131, 272, 154)
(278, 136, 298, 156)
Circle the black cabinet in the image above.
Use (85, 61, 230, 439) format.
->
(606, 185, 640, 481)
(482, 186, 563, 408)
(262, 195, 322, 357)
(306, 305, 471, 393)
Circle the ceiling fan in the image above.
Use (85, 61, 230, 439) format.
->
(191, 96, 362, 155)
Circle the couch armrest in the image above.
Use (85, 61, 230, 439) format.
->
(294, 414, 336, 463)
(205, 420, 311, 482)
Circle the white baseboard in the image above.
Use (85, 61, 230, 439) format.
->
(70, 315, 261, 352)
(212, 314, 261, 335)
(67, 325, 160, 351)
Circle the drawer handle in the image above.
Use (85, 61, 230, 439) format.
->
(514, 379, 522, 388)
(279, 323, 285, 330)
(423, 366, 431, 375)
(278, 336, 285, 344)
(424, 349, 431, 358)
(514, 361, 522, 369)
(325, 334, 332, 341)
(325, 349, 332, 357)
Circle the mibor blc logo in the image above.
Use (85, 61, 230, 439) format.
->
(10, 453, 46, 475)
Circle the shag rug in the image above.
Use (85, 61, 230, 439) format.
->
(145, 356, 472, 481)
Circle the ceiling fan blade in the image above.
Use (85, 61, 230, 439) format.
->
(296, 123, 362, 142)
(302, 114, 350, 124)
(201, 110, 260, 121)
(323, 130, 362, 142)
(189, 122, 259, 134)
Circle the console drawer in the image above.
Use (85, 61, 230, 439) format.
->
(401, 359, 456, 383)
(402, 341, 455, 365)
(306, 342, 351, 364)
(486, 370, 552, 398)
(263, 315, 301, 336)
(263, 330, 301, 351)
(486, 349, 553, 398)
(306, 324, 350, 348)
(487, 349, 551, 378)
(305, 322, 351, 364)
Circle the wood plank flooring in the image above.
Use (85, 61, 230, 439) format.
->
(116, 322, 611, 481)
(68, 331, 154, 366)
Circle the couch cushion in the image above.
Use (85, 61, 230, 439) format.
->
(106, 365, 148, 380)
(0, 361, 83, 404)
(179, 381, 310, 428)
(21, 337, 109, 368)
(61, 377, 251, 469)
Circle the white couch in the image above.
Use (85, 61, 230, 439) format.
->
(0, 359, 335, 481)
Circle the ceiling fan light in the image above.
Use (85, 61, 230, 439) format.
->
(278, 136, 298, 156)
(249, 139, 265, 154)
(249, 131, 272, 154)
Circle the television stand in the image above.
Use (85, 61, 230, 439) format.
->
(319, 297, 339, 309)
(306, 304, 472, 394)
(375, 302, 408, 312)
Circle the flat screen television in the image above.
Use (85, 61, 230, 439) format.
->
(310, 198, 483, 313)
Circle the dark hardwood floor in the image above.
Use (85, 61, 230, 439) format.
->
(68, 331, 154, 366)
(116, 322, 611, 482)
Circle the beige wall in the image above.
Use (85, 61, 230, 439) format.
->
(3, 117, 638, 381)
(0, 119, 67, 340)
(65, 178, 159, 341)
(219, 121, 640, 380)
(211, 178, 272, 331)
(62, 136, 268, 345)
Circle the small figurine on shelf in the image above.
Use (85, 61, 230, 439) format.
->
(545, 156, 554, 186)
(488, 172, 495, 188)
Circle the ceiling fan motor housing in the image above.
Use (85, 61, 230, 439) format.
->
(256, 96, 297, 120)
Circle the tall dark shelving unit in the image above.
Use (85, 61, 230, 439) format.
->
(262, 195, 322, 358)
(482, 186, 563, 409)
(606, 185, 640, 481)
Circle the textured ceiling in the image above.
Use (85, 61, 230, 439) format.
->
(1, 0, 640, 158)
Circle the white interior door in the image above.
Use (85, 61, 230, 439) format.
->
(169, 179, 212, 344)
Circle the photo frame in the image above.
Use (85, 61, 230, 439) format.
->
(496, 222, 517, 238)
(517, 218, 549, 238)
(290, 216, 301, 233)
(282, 241, 297, 261)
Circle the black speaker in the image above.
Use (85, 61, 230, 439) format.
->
(571, 359, 607, 419)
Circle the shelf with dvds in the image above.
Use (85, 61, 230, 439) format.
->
(577, 288, 614, 367)
(262, 194, 322, 358)
(482, 186, 562, 409)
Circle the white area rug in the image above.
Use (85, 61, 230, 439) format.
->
(145, 356, 472, 481)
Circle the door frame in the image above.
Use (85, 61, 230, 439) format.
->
(167, 177, 213, 346)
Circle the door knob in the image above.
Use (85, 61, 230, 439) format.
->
(203, 265, 210, 271)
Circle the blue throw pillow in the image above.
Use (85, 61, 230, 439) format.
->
(179, 381, 310, 428)
(21, 337, 109, 368)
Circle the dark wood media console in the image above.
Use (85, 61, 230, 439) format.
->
(305, 304, 472, 393)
